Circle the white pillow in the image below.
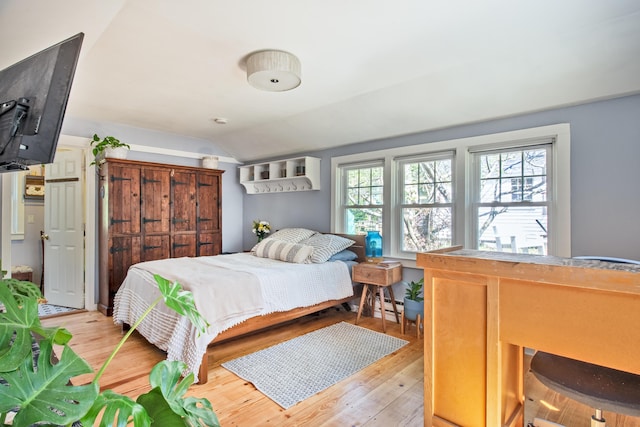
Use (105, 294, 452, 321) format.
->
(250, 228, 318, 252)
(267, 228, 318, 243)
(253, 239, 314, 264)
(299, 234, 355, 263)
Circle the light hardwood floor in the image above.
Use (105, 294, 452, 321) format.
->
(43, 309, 640, 427)
(42, 308, 424, 426)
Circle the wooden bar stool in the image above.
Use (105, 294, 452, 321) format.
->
(530, 351, 640, 427)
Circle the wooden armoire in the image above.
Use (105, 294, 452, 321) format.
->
(97, 159, 223, 316)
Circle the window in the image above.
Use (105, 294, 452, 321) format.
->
(331, 124, 571, 262)
(340, 163, 384, 234)
(472, 145, 550, 255)
(399, 153, 454, 252)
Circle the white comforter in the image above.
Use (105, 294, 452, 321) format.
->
(113, 253, 354, 381)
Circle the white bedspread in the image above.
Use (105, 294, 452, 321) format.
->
(113, 253, 354, 381)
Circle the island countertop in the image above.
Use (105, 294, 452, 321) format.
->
(417, 247, 640, 426)
(417, 248, 640, 295)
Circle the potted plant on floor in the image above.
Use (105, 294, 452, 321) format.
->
(403, 278, 424, 322)
(90, 133, 130, 167)
(0, 276, 220, 426)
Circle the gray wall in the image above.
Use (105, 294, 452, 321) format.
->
(5, 94, 639, 288)
(10, 202, 44, 285)
(243, 93, 640, 261)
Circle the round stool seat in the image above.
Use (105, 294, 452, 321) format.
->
(531, 351, 640, 417)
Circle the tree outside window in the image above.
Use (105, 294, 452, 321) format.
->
(400, 156, 453, 252)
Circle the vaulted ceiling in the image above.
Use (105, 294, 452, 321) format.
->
(1, 0, 639, 162)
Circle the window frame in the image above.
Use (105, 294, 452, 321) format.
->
(396, 151, 456, 256)
(331, 123, 571, 266)
(338, 160, 385, 234)
(470, 143, 553, 255)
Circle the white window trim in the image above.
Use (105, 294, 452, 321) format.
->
(331, 123, 571, 264)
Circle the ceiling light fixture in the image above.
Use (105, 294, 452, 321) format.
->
(246, 50, 301, 92)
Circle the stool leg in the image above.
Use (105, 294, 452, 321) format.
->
(591, 409, 606, 427)
(416, 314, 422, 338)
(401, 310, 405, 334)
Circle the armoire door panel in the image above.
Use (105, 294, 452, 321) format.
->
(197, 232, 221, 257)
(172, 234, 196, 258)
(141, 168, 171, 234)
(108, 165, 141, 235)
(171, 171, 196, 232)
(108, 236, 141, 295)
(142, 235, 170, 261)
(197, 173, 221, 232)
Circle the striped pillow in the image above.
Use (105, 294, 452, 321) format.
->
(253, 239, 314, 264)
(299, 234, 355, 263)
(267, 228, 318, 243)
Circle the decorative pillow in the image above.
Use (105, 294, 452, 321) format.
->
(253, 239, 314, 264)
(267, 228, 318, 243)
(328, 249, 358, 262)
(250, 228, 318, 252)
(299, 234, 355, 263)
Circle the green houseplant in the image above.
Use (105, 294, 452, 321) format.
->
(0, 275, 220, 427)
(90, 133, 130, 166)
(403, 278, 424, 322)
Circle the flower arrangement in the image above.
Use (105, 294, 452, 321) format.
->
(252, 220, 271, 242)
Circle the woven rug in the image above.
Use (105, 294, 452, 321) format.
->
(222, 321, 408, 409)
(38, 304, 79, 318)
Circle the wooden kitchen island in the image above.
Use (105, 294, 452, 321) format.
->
(416, 249, 640, 427)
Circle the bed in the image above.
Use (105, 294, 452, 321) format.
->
(113, 231, 365, 383)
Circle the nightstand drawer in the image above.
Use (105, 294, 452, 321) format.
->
(352, 264, 402, 286)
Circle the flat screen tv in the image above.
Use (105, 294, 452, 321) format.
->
(0, 33, 84, 173)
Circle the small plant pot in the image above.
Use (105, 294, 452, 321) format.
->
(105, 146, 128, 159)
(403, 297, 424, 322)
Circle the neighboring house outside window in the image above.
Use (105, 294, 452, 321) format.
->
(472, 145, 551, 255)
(331, 124, 571, 265)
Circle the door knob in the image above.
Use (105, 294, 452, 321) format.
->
(41, 233, 49, 240)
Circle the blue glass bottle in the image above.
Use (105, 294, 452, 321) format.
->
(365, 230, 383, 262)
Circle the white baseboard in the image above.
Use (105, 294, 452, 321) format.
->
(350, 298, 404, 321)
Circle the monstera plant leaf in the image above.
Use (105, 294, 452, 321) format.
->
(154, 275, 210, 335)
(0, 339, 98, 426)
(137, 360, 220, 427)
(0, 283, 71, 373)
(80, 389, 152, 427)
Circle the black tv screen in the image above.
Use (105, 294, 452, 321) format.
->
(0, 33, 84, 173)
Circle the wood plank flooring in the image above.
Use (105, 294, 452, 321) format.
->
(42, 308, 424, 426)
(43, 309, 640, 426)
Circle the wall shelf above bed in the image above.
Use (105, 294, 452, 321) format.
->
(239, 156, 320, 194)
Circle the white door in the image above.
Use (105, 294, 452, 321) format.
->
(43, 149, 84, 308)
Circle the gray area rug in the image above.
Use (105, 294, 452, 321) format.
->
(38, 303, 78, 318)
(222, 321, 408, 409)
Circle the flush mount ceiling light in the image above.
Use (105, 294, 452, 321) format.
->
(246, 50, 301, 92)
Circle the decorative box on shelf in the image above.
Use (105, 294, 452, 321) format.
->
(239, 156, 320, 194)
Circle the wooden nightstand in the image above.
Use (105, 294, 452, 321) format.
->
(353, 262, 402, 333)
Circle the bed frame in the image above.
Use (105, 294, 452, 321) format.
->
(197, 233, 366, 383)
